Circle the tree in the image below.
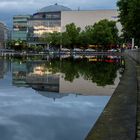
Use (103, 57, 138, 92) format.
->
(79, 30, 92, 47)
(7, 40, 28, 51)
(92, 19, 119, 49)
(61, 32, 71, 47)
(84, 25, 95, 45)
(51, 32, 61, 47)
(117, 0, 140, 45)
(41, 21, 119, 50)
(65, 23, 81, 48)
(42, 32, 61, 48)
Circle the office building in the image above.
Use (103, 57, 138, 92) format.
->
(27, 4, 120, 42)
(12, 15, 31, 41)
(0, 22, 8, 48)
(27, 3, 71, 42)
(12, 4, 120, 43)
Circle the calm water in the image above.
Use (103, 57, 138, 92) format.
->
(0, 55, 124, 140)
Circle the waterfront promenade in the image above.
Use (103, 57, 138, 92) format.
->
(126, 49, 140, 139)
(86, 49, 140, 140)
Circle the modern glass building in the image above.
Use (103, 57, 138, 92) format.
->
(0, 22, 8, 48)
(12, 4, 120, 43)
(12, 15, 31, 41)
(27, 3, 72, 42)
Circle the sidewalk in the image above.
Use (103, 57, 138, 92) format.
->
(136, 65, 140, 140)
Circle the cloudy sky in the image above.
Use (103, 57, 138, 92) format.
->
(0, 0, 118, 27)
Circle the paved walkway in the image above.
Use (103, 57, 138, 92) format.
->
(136, 65, 140, 140)
(124, 49, 140, 139)
(86, 55, 138, 140)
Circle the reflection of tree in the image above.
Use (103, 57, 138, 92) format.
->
(89, 63, 118, 86)
(60, 58, 80, 82)
(50, 57, 120, 86)
(12, 56, 121, 87)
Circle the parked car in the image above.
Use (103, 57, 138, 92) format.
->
(60, 48, 70, 54)
(108, 49, 118, 52)
(84, 48, 96, 52)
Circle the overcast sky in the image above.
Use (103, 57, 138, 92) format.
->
(0, 0, 118, 27)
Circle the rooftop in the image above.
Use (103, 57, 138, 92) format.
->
(38, 3, 72, 13)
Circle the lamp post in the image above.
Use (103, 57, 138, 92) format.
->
(132, 38, 134, 49)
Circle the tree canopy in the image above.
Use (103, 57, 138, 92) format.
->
(36, 20, 119, 50)
(65, 23, 81, 48)
(117, 0, 140, 45)
(9, 20, 119, 51)
(91, 19, 119, 47)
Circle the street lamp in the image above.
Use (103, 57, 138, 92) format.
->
(132, 38, 134, 49)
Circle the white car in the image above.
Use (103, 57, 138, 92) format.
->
(108, 49, 118, 52)
(73, 48, 83, 52)
(84, 48, 96, 52)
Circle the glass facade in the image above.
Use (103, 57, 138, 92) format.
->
(12, 15, 31, 40)
(12, 4, 71, 42)
(0, 22, 8, 48)
(28, 12, 61, 42)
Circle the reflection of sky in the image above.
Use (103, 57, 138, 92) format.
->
(0, 72, 110, 140)
(0, 87, 110, 140)
(0, 59, 112, 140)
(60, 72, 121, 96)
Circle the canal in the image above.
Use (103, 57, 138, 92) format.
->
(0, 55, 124, 140)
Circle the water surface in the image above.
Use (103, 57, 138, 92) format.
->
(0, 55, 124, 140)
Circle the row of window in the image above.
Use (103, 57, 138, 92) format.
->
(14, 20, 61, 27)
(33, 13, 61, 19)
(14, 21, 27, 24)
(13, 26, 27, 31)
(28, 20, 61, 27)
(13, 17, 30, 20)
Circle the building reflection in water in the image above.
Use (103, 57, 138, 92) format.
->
(11, 55, 124, 99)
(0, 59, 5, 79)
(12, 61, 28, 87)
(0, 58, 11, 79)
(26, 65, 60, 92)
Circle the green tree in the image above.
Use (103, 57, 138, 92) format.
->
(117, 0, 140, 45)
(84, 25, 95, 45)
(65, 23, 81, 48)
(51, 32, 61, 47)
(42, 32, 61, 48)
(92, 19, 119, 49)
(79, 30, 91, 47)
(61, 32, 71, 47)
(7, 40, 27, 51)
(7, 40, 16, 49)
